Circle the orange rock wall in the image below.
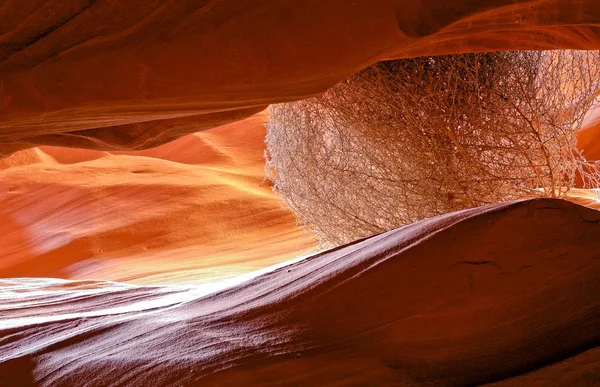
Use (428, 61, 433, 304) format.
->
(1, 0, 599, 152)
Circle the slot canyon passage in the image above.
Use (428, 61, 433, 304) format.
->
(2, 1, 600, 386)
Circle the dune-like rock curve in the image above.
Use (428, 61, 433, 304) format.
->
(0, 111, 315, 284)
(2, 198, 599, 386)
(1, 0, 600, 152)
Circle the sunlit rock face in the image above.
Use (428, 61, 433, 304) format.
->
(0, 112, 316, 284)
(1, 0, 600, 152)
(578, 107, 600, 161)
(2, 199, 600, 386)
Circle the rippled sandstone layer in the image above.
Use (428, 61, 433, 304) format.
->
(0, 111, 316, 284)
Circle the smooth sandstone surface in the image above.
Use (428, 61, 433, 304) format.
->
(2, 199, 600, 386)
(2, 2, 600, 386)
(0, 111, 316, 284)
(1, 0, 600, 152)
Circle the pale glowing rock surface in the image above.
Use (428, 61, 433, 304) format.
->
(0, 112, 315, 284)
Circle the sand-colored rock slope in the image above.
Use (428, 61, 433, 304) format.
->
(1, 0, 600, 153)
(0, 111, 315, 284)
(578, 107, 600, 162)
(1, 198, 599, 386)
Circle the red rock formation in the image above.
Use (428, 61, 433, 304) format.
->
(2, 4, 600, 385)
(1, 0, 600, 153)
(0, 112, 315, 284)
(2, 199, 600, 385)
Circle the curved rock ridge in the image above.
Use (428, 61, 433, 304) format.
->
(0, 111, 315, 284)
(1, 0, 600, 152)
(1, 198, 600, 386)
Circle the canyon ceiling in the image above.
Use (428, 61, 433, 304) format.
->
(1, 0, 599, 154)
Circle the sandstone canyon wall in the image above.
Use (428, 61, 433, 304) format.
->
(1, 0, 600, 153)
(0, 112, 316, 284)
(2, 199, 600, 386)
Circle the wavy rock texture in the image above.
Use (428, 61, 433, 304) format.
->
(2, 2, 600, 385)
(0, 111, 315, 284)
(1, 0, 600, 152)
(1, 199, 600, 386)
